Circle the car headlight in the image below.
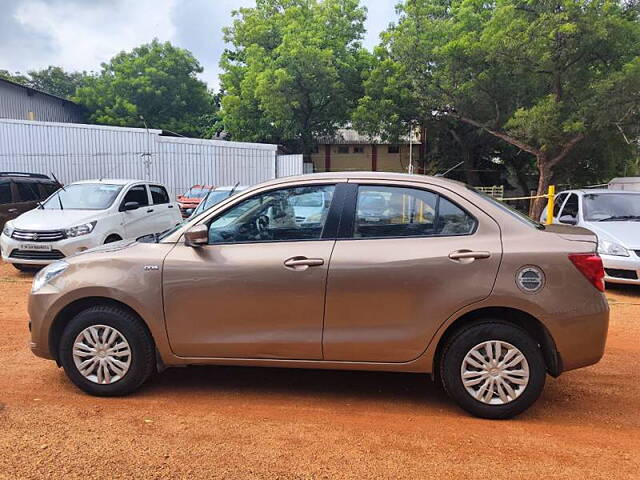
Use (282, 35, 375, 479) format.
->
(65, 221, 97, 238)
(31, 261, 69, 293)
(2, 222, 13, 237)
(597, 238, 630, 257)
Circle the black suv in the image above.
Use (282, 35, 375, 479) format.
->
(0, 172, 61, 232)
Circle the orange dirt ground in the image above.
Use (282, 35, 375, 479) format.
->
(0, 261, 638, 479)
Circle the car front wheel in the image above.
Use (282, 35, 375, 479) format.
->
(59, 305, 155, 396)
(439, 321, 546, 419)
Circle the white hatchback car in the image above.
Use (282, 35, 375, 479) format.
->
(1, 179, 181, 270)
(541, 189, 640, 284)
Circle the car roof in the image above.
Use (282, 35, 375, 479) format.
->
(257, 171, 467, 189)
(71, 179, 146, 186)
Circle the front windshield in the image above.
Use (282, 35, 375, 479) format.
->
(468, 188, 545, 229)
(43, 183, 123, 210)
(583, 193, 640, 221)
(183, 187, 211, 199)
(191, 191, 232, 217)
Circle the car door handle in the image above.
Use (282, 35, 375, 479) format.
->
(283, 256, 324, 269)
(147, 208, 154, 213)
(168, 205, 174, 208)
(8, 208, 18, 214)
(448, 250, 491, 260)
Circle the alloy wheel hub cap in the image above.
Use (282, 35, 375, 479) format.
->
(460, 340, 530, 405)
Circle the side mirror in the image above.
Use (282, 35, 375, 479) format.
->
(185, 208, 194, 216)
(559, 215, 577, 225)
(184, 224, 208, 247)
(121, 201, 140, 212)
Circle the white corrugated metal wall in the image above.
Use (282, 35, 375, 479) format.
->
(276, 154, 304, 177)
(0, 119, 303, 197)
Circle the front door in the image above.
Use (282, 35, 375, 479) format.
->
(163, 183, 340, 359)
(323, 182, 503, 363)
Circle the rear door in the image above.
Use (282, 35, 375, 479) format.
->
(148, 184, 179, 230)
(322, 181, 503, 363)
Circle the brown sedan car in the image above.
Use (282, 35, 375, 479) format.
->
(28, 172, 609, 418)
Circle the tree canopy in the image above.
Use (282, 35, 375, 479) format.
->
(1, 66, 86, 99)
(74, 39, 214, 137)
(219, 0, 370, 154)
(354, 0, 640, 217)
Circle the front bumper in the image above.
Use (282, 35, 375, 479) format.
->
(1, 232, 101, 266)
(601, 253, 640, 285)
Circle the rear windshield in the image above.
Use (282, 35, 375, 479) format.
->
(43, 183, 123, 210)
(468, 188, 545, 229)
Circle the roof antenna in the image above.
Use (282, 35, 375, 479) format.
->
(436, 161, 464, 177)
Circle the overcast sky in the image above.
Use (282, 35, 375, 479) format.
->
(0, 0, 399, 90)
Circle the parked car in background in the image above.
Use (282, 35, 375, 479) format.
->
(541, 189, 640, 285)
(1, 179, 181, 270)
(177, 184, 215, 218)
(28, 172, 608, 419)
(188, 185, 247, 218)
(0, 172, 61, 232)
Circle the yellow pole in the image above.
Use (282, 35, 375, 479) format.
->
(546, 185, 555, 225)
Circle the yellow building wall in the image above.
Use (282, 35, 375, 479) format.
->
(309, 144, 417, 173)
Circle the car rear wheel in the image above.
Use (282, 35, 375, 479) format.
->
(59, 305, 155, 396)
(439, 321, 546, 419)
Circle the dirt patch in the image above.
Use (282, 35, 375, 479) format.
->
(0, 261, 638, 479)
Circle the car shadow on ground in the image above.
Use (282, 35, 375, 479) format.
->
(606, 283, 640, 298)
(142, 365, 453, 409)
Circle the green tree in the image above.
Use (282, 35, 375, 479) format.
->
(219, 0, 370, 155)
(74, 39, 213, 137)
(354, 0, 640, 217)
(27, 66, 87, 99)
(1, 67, 86, 99)
(0, 69, 29, 85)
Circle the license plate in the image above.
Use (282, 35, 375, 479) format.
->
(20, 244, 52, 252)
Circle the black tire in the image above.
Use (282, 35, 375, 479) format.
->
(439, 321, 546, 419)
(104, 235, 122, 244)
(12, 263, 41, 272)
(59, 305, 155, 396)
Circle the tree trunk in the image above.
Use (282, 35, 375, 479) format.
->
(531, 157, 551, 219)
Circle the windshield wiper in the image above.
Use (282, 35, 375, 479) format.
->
(597, 215, 640, 222)
(50, 172, 65, 209)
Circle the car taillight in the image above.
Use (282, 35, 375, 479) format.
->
(568, 253, 605, 292)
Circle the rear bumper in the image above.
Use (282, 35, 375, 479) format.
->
(552, 301, 609, 373)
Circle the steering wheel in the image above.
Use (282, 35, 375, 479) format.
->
(256, 215, 270, 234)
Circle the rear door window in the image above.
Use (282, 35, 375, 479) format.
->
(149, 185, 170, 204)
(0, 183, 12, 204)
(0, 182, 11, 205)
(352, 185, 476, 238)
